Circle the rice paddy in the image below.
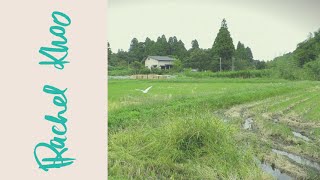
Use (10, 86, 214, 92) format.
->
(108, 78, 320, 179)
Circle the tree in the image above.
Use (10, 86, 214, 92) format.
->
(108, 42, 113, 66)
(254, 60, 266, 70)
(235, 42, 246, 60)
(212, 18, 235, 71)
(108, 42, 112, 55)
(303, 57, 320, 80)
(116, 49, 130, 67)
(191, 39, 200, 49)
(172, 58, 183, 72)
(128, 38, 146, 62)
(129, 38, 139, 52)
(271, 53, 301, 80)
(294, 29, 320, 67)
(267, 29, 320, 80)
(154, 35, 169, 56)
(234, 41, 254, 70)
(131, 61, 143, 74)
(144, 37, 156, 57)
(153, 36, 187, 60)
(185, 49, 211, 71)
(168, 36, 177, 55)
(175, 40, 188, 60)
(246, 47, 253, 60)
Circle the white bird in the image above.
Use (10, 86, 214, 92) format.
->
(136, 86, 153, 94)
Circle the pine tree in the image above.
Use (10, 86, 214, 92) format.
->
(168, 36, 178, 55)
(235, 42, 246, 60)
(107, 42, 114, 66)
(108, 42, 112, 61)
(129, 38, 145, 62)
(154, 35, 169, 56)
(191, 39, 200, 49)
(129, 38, 139, 52)
(246, 47, 253, 60)
(212, 18, 235, 71)
(144, 37, 156, 57)
(234, 41, 255, 70)
(176, 40, 187, 60)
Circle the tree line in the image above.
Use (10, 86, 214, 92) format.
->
(108, 19, 266, 74)
(266, 29, 320, 80)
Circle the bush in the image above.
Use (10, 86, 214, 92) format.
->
(139, 67, 151, 74)
(183, 69, 272, 79)
(303, 58, 320, 80)
(108, 66, 133, 76)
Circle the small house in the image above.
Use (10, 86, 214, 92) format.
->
(144, 56, 174, 70)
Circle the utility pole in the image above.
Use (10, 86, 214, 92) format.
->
(220, 57, 222, 72)
(232, 57, 234, 71)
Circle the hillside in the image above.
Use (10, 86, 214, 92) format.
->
(267, 29, 320, 80)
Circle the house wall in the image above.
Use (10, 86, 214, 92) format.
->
(145, 57, 159, 69)
(145, 57, 174, 69)
(158, 60, 173, 66)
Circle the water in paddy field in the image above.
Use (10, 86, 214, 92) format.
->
(254, 157, 293, 180)
(292, 131, 310, 141)
(272, 149, 320, 171)
(259, 162, 292, 180)
(243, 117, 253, 130)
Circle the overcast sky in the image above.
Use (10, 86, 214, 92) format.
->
(108, 0, 320, 61)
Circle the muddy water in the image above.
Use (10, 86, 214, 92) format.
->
(243, 118, 253, 130)
(254, 157, 293, 180)
(292, 132, 310, 141)
(272, 149, 320, 171)
(259, 162, 293, 180)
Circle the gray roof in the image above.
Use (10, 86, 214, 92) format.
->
(148, 56, 174, 61)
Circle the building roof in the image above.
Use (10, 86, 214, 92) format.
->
(148, 56, 174, 61)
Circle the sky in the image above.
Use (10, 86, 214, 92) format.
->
(108, 0, 320, 61)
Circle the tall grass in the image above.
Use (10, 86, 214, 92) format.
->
(109, 116, 261, 179)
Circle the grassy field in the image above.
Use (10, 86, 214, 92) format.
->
(108, 78, 320, 179)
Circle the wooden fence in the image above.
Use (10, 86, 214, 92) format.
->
(130, 74, 170, 79)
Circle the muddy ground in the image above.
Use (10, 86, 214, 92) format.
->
(214, 87, 320, 179)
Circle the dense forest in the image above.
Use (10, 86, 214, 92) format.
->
(108, 19, 320, 81)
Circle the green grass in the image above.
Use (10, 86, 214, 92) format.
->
(266, 92, 310, 113)
(109, 117, 259, 179)
(108, 78, 320, 179)
(183, 69, 272, 79)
